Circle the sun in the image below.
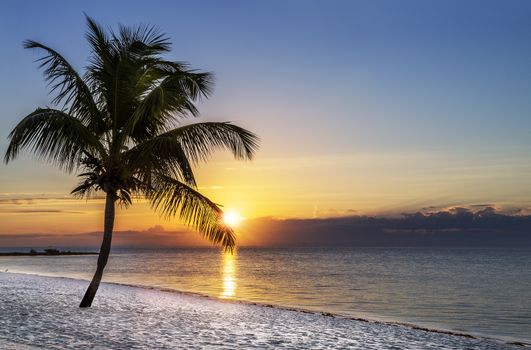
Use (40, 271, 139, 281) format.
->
(223, 209, 242, 227)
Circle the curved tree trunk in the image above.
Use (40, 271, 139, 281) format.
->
(79, 192, 116, 308)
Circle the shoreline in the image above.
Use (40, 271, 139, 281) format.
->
(2, 270, 529, 348)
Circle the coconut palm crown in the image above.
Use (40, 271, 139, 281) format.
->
(4, 16, 259, 307)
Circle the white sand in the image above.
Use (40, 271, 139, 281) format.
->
(0, 272, 523, 349)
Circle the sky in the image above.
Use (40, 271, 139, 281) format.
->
(1, 1, 531, 245)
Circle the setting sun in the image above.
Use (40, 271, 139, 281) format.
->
(223, 210, 242, 227)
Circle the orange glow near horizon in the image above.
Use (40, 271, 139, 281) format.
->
(4, 152, 531, 242)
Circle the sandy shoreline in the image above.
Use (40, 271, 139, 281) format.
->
(0, 272, 526, 349)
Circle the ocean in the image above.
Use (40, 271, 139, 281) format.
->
(1, 247, 530, 344)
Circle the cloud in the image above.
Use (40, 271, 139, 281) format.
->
(0, 195, 100, 216)
(0, 196, 105, 205)
(418, 203, 504, 216)
(312, 207, 360, 218)
(198, 186, 222, 190)
(0, 233, 59, 239)
(144, 225, 166, 233)
(237, 208, 531, 247)
(0, 225, 202, 248)
(0, 197, 70, 205)
(0, 209, 84, 214)
(468, 203, 495, 208)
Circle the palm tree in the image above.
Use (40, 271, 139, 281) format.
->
(4, 16, 259, 308)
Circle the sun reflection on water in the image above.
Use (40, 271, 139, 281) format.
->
(220, 251, 236, 299)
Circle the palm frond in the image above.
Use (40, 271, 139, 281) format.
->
(161, 122, 260, 164)
(24, 40, 104, 131)
(122, 121, 258, 188)
(119, 66, 214, 144)
(4, 108, 106, 172)
(85, 14, 112, 61)
(71, 177, 98, 199)
(148, 175, 235, 252)
(70, 152, 105, 199)
(84, 15, 122, 133)
(123, 134, 196, 187)
(115, 22, 171, 56)
(155, 60, 214, 100)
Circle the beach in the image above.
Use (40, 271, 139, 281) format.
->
(0, 272, 522, 349)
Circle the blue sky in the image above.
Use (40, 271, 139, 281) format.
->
(1, 0, 531, 225)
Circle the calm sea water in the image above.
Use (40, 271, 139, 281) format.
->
(1, 247, 530, 343)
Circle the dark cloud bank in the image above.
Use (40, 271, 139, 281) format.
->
(240, 207, 531, 247)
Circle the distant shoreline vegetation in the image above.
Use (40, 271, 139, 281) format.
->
(0, 248, 97, 256)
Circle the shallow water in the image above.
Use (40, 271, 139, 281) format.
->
(1, 247, 530, 343)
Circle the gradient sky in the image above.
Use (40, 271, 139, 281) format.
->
(2, 1, 531, 238)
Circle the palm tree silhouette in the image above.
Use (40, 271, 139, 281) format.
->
(4, 16, 259, 308)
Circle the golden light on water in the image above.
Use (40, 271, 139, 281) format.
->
(220, 251, 236, 299)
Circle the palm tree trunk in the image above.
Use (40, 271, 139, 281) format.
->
(79, 192, 116, 308)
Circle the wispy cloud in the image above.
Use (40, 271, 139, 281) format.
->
(0, 225, 204, 248)
(0, 209, 84, 214)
